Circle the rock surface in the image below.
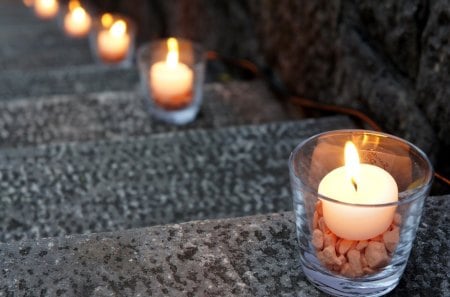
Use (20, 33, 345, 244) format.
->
(0, 195, 448, 296)
(0, 116, 354, 243)
(0, 66, 139, 100)
(125, 0, 450, 167)
(0, 81, 290, 148)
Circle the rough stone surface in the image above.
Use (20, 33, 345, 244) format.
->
(0, 116, 354, 243)
(0, 66, 139, 100)
(0, 23, 93, 71)
(0, 81, 291, 148)
(0, 195, 448, 296)
(127, 0, 450, 168)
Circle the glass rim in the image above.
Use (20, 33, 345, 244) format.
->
(288, 129, 434, 207)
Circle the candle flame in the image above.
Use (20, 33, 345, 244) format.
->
(345, 141, 360, 192)
(71, 6, 87, 20)
(40, 0, 57, 9)
(110, 20, 127, 37)
(68, 0, 80, 11)
(166, 37, 179, 68)
(101, 13, 114, 28)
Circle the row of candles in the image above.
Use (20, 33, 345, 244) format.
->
(25, 1, 435, 295)
(25, 0, 201, 124)
(26, 0, 133, 64)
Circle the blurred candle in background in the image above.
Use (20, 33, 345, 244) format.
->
(63, 0, 91, 38)
(150, 38, 193, 108)
(97, 14, 131, 63)
(34, 0, 59, 20)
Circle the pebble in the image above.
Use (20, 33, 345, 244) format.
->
(312, 202, 400, 277)
(347, 249, 364, 277)
(312, 229, 323, 250)
(365, 241, 389, 269)
(338, 239, 354, 255)
(383, 226, 400, 253)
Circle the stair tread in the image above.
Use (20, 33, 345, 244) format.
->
(0, 195, 447, 296)
(0, 65, 139, 100)
(0, 81, 289, 148)
(0, 116, 355, 243)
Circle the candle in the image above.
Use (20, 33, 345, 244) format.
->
(63, 1, 91, 38)
(34, 0, 59, 20)
(150, 38, 193, 108)
(318, 141, 398, 240)
(97, 15, 131, 63)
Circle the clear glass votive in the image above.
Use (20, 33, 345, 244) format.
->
(59, 1, 92, 38)
(137, 38, 205, 125)
(33, 0, 59, 20)
(89, 13, 136, 67)
(288, 130, 433, 297)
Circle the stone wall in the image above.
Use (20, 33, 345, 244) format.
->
(92, 0, 449, 169)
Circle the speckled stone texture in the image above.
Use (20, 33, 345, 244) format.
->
(0, 195, 447, 296)
(0, 81, 291, 148)
(0, 23, 93, 71)
(0, 116, 354, 243)
(0, 66, 139, 100)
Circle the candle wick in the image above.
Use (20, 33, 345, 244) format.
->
(351, 178, 358, 192)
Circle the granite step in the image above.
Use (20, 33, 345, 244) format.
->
(0, 23, 93, 71)
(0, 65, 139, 101)
(0, 81, 290, 148)
(0, 116, 355, 243)
(0, 195, 447, 296)
(0, 23, 88, 55)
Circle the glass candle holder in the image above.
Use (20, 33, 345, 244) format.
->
(137, 38, 205, 125)
(289, 130, 433, 297)
(89, 13, 136, 67)
(34, 0, 59, 20)
(59, 0, 92, 38)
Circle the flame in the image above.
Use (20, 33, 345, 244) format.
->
(71, 6, 87, 20)
(101, 13, 114, 28)
(166, 38, 179, 68)
(68, 0, 80, 10)
(40, 0, 57, 8)
(344, 141, 360, 191)
(110, 20, 127, 37)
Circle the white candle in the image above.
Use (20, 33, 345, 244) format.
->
(97, 18, 130, 63)
(318, 141, 398, 240)
(150, 38, 193, 107)
(34, 0, 59, 20)
(63, 2, 91, 38)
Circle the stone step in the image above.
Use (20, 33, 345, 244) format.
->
(0, 23, 87, 54)
(0, 22, 93, 71)
(0, 9, 39, 27)
(0, 116, 355, 243)
(0, 81, 289, 148)
(0, 195, 447, 296)
(0, 65, 139, 100)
